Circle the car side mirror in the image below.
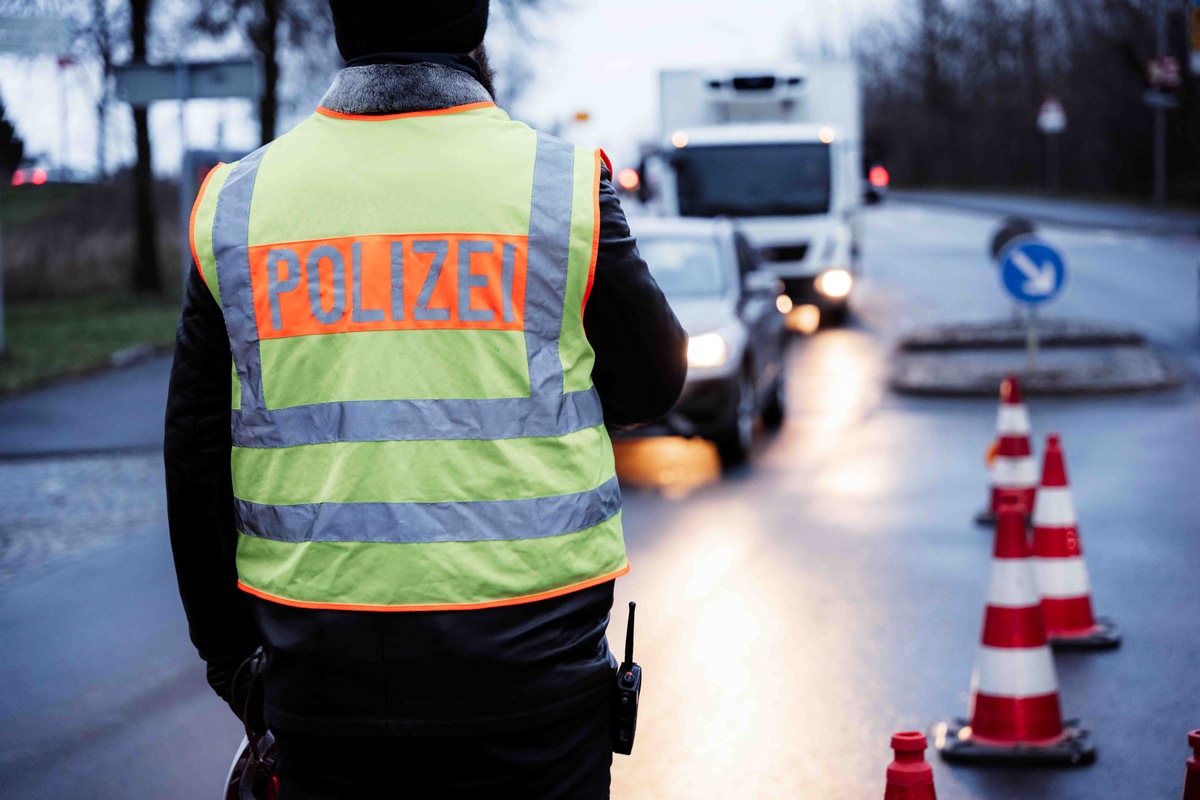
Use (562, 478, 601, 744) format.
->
(742, 270, 783, 297)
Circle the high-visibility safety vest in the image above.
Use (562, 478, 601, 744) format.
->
(189, 101, 627, 611)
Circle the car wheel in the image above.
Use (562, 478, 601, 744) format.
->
(762, 371, 786, 430)
(715, 371, 756, 467)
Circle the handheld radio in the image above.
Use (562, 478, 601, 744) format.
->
(610, 601, 642, 755)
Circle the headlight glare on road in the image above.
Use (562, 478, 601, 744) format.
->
(816, 269, 853, 299)
(687, 332, 729, 368)
(787, 304, 821, 334)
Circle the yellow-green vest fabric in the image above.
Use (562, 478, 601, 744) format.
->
(189, 102, 627, 611)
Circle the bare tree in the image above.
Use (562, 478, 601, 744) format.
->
(81, 0, 123, 179)
(191, 0, 333, 145)
(857, 0, 1199, 200)
(128, 0, 159, 293)
(490, 0, 561, 109)
(0, 96, 24, 177)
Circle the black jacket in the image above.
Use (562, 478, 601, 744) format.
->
(163, 64, 686, 736)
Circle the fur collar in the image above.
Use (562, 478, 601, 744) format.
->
(318, 62, 491, 115)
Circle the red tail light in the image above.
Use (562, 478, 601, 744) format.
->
(616, 167, 640, 191)
(869, 166, 889, 188)
(11, 169, 25, 186)
(31, 168, 47, 185)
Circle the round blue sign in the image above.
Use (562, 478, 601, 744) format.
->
(999, 237, 1066, 305)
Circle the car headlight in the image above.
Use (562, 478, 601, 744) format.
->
(815, 269, 853, 299)
(687, 332, 729, 368)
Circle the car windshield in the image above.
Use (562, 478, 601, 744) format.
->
(638, 236, 727, 299)
(672, 143, 831, 217)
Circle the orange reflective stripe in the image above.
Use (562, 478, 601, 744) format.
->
(249, 233, 529, 340)
(314, 101, 496, 121)
(236, 560, 630, 612)
(583, 149, 601, 314)
(189, 162, 223, 285)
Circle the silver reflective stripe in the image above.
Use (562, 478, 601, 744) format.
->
(236, 476, 621, 544)
(524, 132, 575, 398)
(230, 390, 603, 447)
(212, 145, 270, 412)
(214, 130, 593, 445)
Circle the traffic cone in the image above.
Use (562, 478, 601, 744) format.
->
(975, 375, 1038, 526)
(885, 731, 937, 800)
(1184, 730, 1200, 800)
(1031, 434, 1121, 649)
(934, 503, 1095, 765)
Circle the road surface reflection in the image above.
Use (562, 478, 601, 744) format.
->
(608, 328, 892, 798)
(613, 437, 722, 498)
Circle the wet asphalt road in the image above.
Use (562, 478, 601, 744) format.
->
(1, 197, 1198, 799)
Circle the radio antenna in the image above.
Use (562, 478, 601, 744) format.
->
(624, 601, 636, 663)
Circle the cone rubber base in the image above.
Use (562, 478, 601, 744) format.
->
(931, 718, 1096, 766)
(1049, 616, 1121, 650)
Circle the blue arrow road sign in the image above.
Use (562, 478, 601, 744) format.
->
(999, 237, 1066, 305)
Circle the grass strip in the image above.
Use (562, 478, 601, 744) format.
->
(0, 293, 180, 395)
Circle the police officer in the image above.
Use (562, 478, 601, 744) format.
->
(163, 2, 686, 797)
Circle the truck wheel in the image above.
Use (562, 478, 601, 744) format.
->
(715, 372, 756, 467)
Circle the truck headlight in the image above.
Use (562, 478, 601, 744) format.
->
(687, 333, 729, 368)
(815, 269, 853, 299)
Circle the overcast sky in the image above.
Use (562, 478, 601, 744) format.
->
(1, 0, 900, 177)
(514, 0, 899, 168)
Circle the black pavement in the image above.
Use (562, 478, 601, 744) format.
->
(0, 355, 172, 459)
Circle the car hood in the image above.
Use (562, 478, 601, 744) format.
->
(665, 296, 738, 336)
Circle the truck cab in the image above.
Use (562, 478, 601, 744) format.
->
(644, 64, 863, 322)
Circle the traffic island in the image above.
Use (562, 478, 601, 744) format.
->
(889, 319, 1181, 396)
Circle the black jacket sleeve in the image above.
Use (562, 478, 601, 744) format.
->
(163, 266, 260, 671)
(585, 165, 688, 430)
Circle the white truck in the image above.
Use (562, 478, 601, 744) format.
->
(643, 63, 863, 322)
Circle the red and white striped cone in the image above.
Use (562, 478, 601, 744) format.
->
(1184, 730, 1200, 800)
(976, 375, 1038, 526)
(1032, 434, 1121, 649)
(934, 503, 1095, 765)
(884, 731, 938, 800)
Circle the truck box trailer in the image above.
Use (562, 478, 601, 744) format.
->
(645, 62, 863, 320)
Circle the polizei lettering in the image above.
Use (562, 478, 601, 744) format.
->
(249, 234, 528, 340)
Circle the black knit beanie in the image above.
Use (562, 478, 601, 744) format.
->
(328, 1, 489, 59)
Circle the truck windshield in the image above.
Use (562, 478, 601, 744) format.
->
(637, 236, 726, 298)
(672, 143, 831, 217)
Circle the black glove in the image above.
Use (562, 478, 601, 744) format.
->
(207, 649, 267, 735)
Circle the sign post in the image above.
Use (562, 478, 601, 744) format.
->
(1146, 0, 1181, 207)
(1037, 96, 1066, 194)
(115, 59, 262, 279)
(998, 237, 1067, 370)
